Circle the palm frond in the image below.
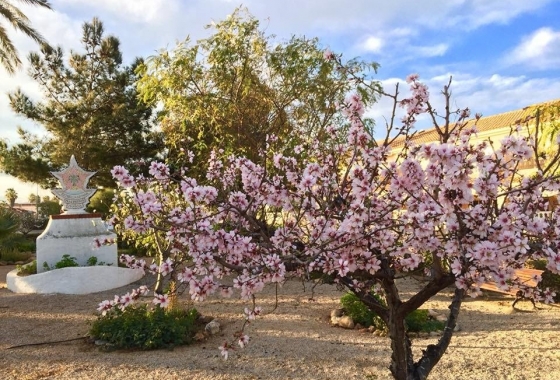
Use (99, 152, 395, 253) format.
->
(0, 0, 52, 73)
(0, 23, 20, 73)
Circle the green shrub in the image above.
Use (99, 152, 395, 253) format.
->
(17, 260, 37, 275)
(340, 292, 444, 332)
(15, 239, 36, 252)
(89, 304, 198, 350)
(340, 292, 385, 330)
(0, 247, 32, 263)
(404, 309, 445, 333)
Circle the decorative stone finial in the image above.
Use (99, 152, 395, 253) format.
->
(51, 155, 97, 214)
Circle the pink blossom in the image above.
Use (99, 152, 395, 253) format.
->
(238, 334, 250, 348)
(219, 342, 230, 360)
(152, 293, 170, 308)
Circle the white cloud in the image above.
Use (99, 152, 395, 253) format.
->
(463, 0, 554, 28)
(360, 36, 384, 53)
(508, 27, 560, 70)
(411, 43, 449, 58)
(367, 72, 560, 133)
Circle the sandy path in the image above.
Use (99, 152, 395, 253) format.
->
(1, 265, 560, 380)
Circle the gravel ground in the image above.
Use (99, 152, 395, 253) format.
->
(1, 265, 560, 380)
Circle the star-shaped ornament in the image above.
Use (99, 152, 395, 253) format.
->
(51, 155, 96, 191)
(51, 155, 97, 214)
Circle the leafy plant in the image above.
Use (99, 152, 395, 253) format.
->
(43, 255, 110, 270)
(42, 254, 79, 271)
(54, 254, 79, 269)
(87, 256, 98, 266)
(17, 260, 37, 275)
(89, 304, 199, 350)
(340, 291, 385, 330)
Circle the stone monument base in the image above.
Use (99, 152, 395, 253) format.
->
(7, 266, 145, 294)
(36, 213, 118, 273)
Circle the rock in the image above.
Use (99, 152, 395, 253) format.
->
(368, 326, 375, 333)
(94, 339, 109, 346)
(454, 324, 461, 332)
(358, 328, 369, 333)
(429, 331, 442, 337)
(338, 315, 354, 329)
(428, 309, 439, 318)
(15, 261, 25, 265)
(428, 309, 447, 322)
(0, 261, 7, 266)
(337, 316, 355, 329)
(330, 314, 355, 329)
(355, 323, 364, 330)
(330, 308, 344, 318)
(205, 319, 221, 335)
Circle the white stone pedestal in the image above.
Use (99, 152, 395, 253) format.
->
(7, 266, 145, 294)
(36, 213, 118, 273)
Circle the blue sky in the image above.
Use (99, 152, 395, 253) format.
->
(1, 0, 560, 201)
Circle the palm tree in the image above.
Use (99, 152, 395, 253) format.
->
(5, 187, 17, 208)
(0, 0, 52, 74)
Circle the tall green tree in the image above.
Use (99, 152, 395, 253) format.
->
(0, 0, 51, 74)
(1, 17, 163, 187)
(4, 187, 17, 208)
(137, 8, 380, 178)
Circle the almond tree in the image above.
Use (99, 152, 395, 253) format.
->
(103, 64, 560, 380)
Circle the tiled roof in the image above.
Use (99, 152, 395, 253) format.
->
(391, 99, 560, 148)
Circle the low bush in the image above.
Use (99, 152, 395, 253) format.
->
(89, 304, 199, 350)
(404, 309, 445, 333)
(340, 292, 444, 332)
(340, 292, 384, 330)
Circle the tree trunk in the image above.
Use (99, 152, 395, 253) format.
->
(413, 287, 465, 379)
(388, 309, 415, 380)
